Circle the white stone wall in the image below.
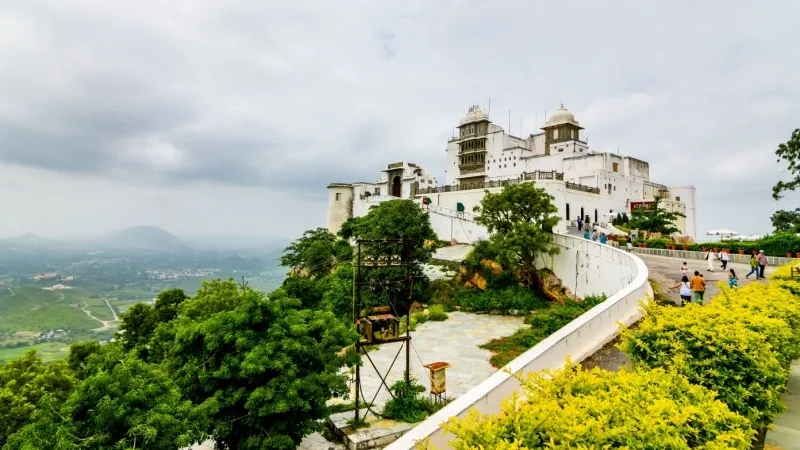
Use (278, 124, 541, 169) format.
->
(326, 186, 354, 234)
(385, 234, 652, 450)
(668, 186, 698, 240)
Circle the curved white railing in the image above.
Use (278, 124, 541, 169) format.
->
(387, 233, 652, 449)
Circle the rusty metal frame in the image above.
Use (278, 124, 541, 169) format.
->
(353, 238, 414, 424)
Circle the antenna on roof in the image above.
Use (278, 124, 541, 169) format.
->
(508, 110, 511, 134)
(487, 97, 491, 117)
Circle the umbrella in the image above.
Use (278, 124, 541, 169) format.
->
(707, 229, 739, 237)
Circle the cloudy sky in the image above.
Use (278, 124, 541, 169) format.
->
(1, 0, 798, 240)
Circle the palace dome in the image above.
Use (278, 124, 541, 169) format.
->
(543, 103, 582, 129)
(459, 105, 488, 125)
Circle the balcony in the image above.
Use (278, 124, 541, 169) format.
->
(565, 181, 601, 194)
(522, 171, 564, 181)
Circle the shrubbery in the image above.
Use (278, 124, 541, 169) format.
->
(620, 269, 800, 431)
(636, 232, 800, 256)
(453, 285, 549, 313)
(444, 365, 754, 449)
(381, 379, 440, 423)
(446, 265, 800, 447)
(480, 295, 606, 368)
(427, 305, 448, 321)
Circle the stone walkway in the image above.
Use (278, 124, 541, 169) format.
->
(767, 361, 800, 449)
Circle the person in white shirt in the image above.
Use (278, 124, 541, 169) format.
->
(720, 250, 730, 270)
(706, 250, 716, 272)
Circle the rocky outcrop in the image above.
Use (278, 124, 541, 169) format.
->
(533, 268, 577, 304)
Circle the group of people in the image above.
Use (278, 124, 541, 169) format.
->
(674, 250, 769, 306)
(583, 228, 608, 244)
(704, 249, 769, 279)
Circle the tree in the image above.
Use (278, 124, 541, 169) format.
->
(773, 128, 800, 200)
(628, 196, 685, 235)
(0, 351, 76, 447)
(280, 228, 352, 279)
(117, 288, 189, 354)
(771, 208, 800, 234)
(161, 282, 357, 450)
(66, 341, 102, 379)
(473, 183, 560, 286)
(6, 354, 205, 450)
(338, 199, 436, 314)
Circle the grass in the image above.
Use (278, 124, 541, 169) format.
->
(0, 342, 68, 363)
(480, 295, 607, 368)
(0, 286, 100, 333)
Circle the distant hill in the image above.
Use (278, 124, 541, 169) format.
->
(106, 226, 190, 252)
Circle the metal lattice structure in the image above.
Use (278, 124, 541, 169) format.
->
(352, 239, 414, 423)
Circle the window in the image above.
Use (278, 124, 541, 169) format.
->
(553, 129, 559, 139)
(513, 163, 516, 167)
(335, 193, 341, 201)
(612, 162, 619, 172)
(570, 129, 575, 139)
(676, 196, 681, 201)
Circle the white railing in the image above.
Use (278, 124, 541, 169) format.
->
(424, 204, 478, 222)
(386, 233, 652, 450)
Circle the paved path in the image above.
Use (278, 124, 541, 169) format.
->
(634, 252, 774, 304)
(767, 361, 800, 449)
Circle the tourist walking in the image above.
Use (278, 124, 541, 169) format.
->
(626, 236, 633, 252)
(599, 233, 607, 244)
(680, 262, 688, 277)
(720, 250, 730, 270)
(705, 250, 716, 272)
(745, 254, 759, 279)
(577, 217, 583, 232)
(690, 271, 706, 304)
(757, 250, 768, 279)
(584, 229, 591, 240)
(672, 275, 692, 306)
(728, 269, 739, 288)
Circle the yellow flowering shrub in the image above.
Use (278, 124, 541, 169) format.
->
(770, 261, 800, 280)
(442, 366, 753, 449)
(620, 283, 798, 429)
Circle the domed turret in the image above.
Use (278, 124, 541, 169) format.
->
(543, 103, 580, 128)
(459, 105, 489, 125)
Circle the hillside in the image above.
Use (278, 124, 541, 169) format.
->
(106, 226, 190, 252)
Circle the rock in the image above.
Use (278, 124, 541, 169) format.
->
(534, 268, 577, 304)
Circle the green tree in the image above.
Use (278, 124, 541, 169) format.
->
(338, 199, 436, 314)
(117, 288, 189, 353)
(66, 341, 102, 379)
(161, 281, 357, 450)
(771, 208, 800, 233)
(280, 228, 352, 279)
(773, 128, 800, 200)
(628, 196, 685, 235)
(0, 351, 76, 447)
(473, 183, 560, 286)
(6, 355, 204, 450)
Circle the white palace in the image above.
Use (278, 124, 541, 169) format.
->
(326, 104, 697, 244)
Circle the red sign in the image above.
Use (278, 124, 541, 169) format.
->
(630, 201, 655, 212)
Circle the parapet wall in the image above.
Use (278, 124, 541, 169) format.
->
(386, 234, 652, 450)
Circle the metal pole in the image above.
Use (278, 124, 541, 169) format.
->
(354, 241, 362, 423)
(405, 239, 411, 385)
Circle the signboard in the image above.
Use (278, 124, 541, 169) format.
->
(431, 369, 447, 395)
(630, 201, 655, 212)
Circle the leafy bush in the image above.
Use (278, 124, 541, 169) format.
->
(620, 300, 790, 429)
(443, 365, 754, 449)
(480, 296, 606, 368)
(381, 379, 438, 423)
(429, 278, 462, 311)
(638, 233, 800, 256)
(454, 285, 549, 313)
(771, 261, 800, 280)
(427, 305, 448, 321)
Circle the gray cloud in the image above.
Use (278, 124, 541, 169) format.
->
(0, 0, 799, 237)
